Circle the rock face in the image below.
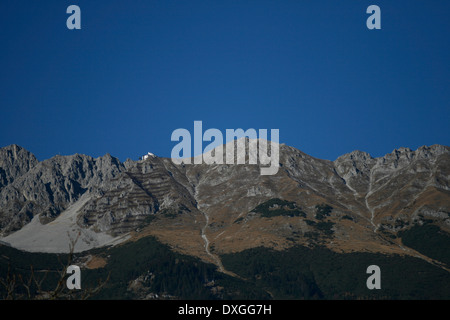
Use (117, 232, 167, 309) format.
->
(334, 150, 375, 194)
(0, 143, 449, 261)
(0, 145, 38, 191)
(0, 152, 124, 236)
(76, 156, 198, 236)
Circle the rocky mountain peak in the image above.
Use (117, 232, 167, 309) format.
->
(416, 144, 450, 158)
(336, 150, 373, 162)
(0, 148, 127, 237)
(373, 144, 449, 172)
(0, 144, 38, 191)
(333, 150, 375, 194)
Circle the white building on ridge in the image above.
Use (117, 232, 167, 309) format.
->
(142, 152, 156, 160)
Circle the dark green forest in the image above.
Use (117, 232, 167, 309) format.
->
(221, 245, 450, 300)
(0, 237, 268, 300)
(251, 198, 306, 218)
(1, 232, 449, 300)
(399, 223, 450, 267)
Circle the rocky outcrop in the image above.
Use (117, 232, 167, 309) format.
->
(76, 156, 198, 236)
(0, 152, 124, 236)
(0, 144, 38, 191)
(334, 150, 376, 194)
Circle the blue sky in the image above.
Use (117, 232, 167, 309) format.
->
(1, 1, 449, 162)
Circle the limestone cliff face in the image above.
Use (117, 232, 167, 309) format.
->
(76, 156, 199, 236)
(0, 152, 124, 236)
(0, 145, 38, 191)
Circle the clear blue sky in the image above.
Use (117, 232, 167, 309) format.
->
(1, 1, 449, 162)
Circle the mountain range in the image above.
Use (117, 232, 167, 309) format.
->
(0, 142, 449, 299)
